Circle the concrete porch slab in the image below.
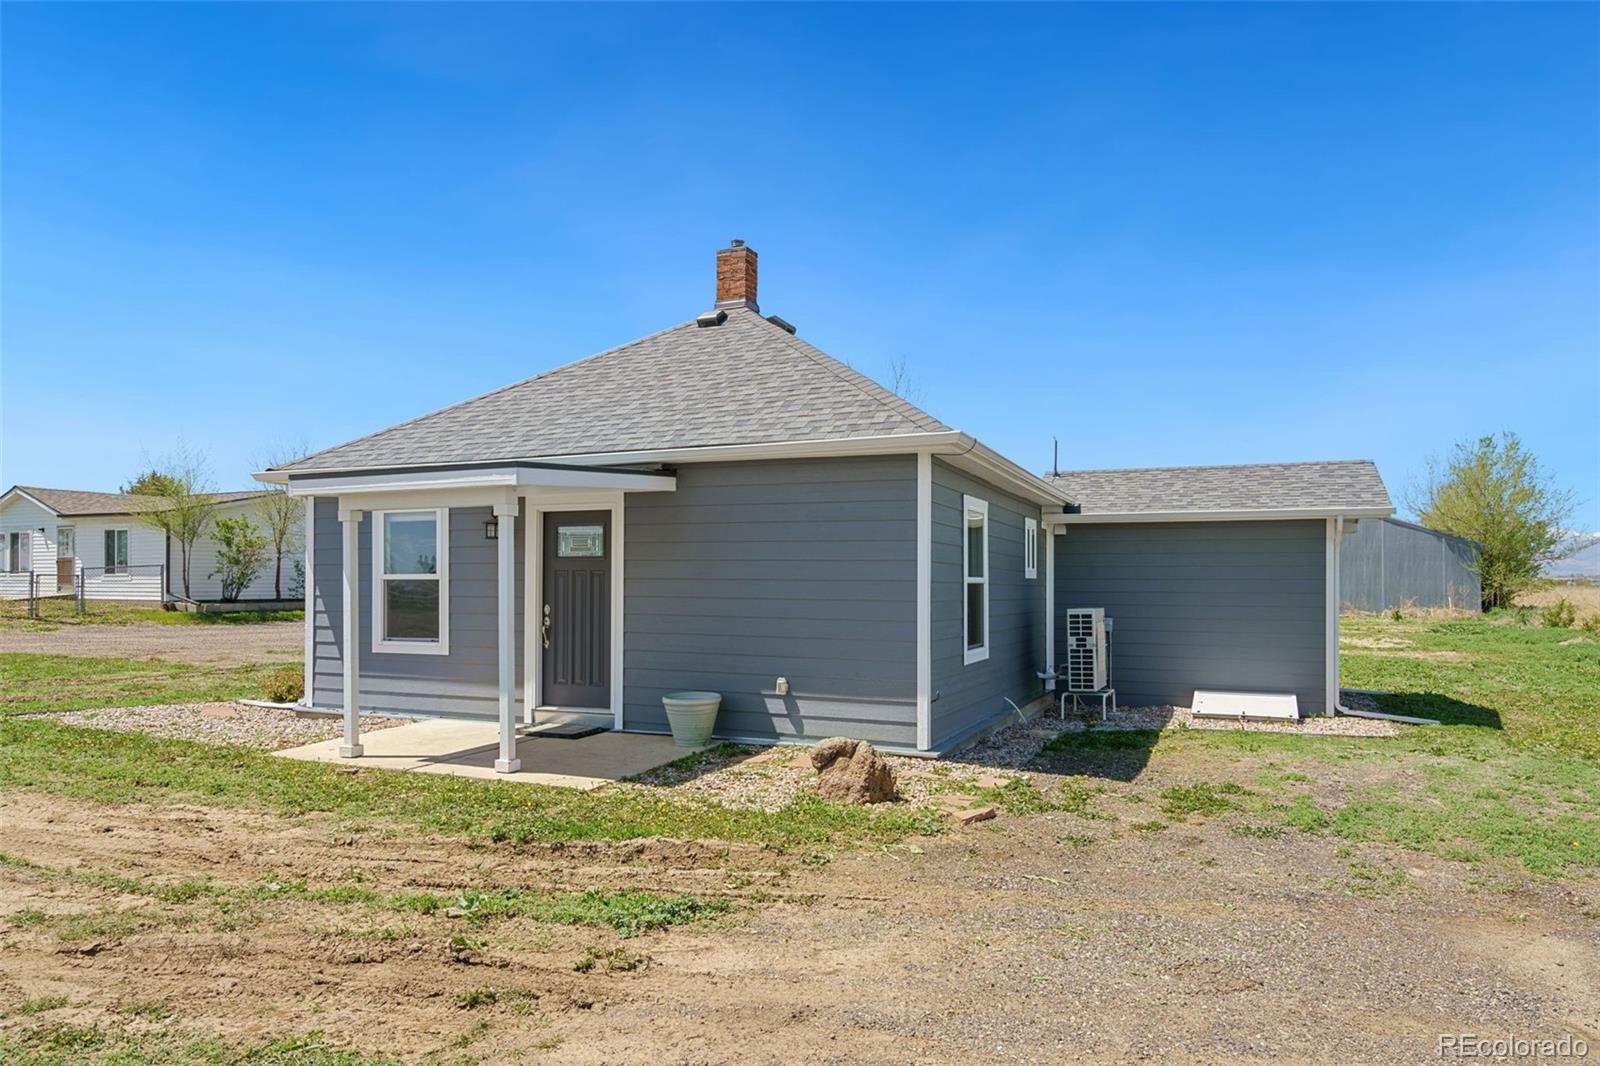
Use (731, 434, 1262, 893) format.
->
(271, 718, 686, 791)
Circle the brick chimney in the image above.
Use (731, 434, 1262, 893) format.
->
(715, 239, 758, 311)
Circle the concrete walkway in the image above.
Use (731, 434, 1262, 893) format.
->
(272, 718, 685, 790)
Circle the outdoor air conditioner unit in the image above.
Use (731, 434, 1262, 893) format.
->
(1065, 608, 1109, 692)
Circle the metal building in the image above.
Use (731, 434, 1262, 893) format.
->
(1340, 517, 1481, 613)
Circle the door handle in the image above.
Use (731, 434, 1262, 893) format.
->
(541, 604, 551, 650)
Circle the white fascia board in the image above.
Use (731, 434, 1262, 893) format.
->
(1044, 506, 1393, 525)
(0, 488, 61, 517)
(259, 431, 1068, 504)
(265, 432, 967, 484)
(285, 466, 675, 498)
(940, 438, 1073, 507)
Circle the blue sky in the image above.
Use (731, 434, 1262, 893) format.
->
(4, 3, 1597, 524)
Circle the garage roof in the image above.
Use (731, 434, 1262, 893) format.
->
(1046, 460, 1393, 520)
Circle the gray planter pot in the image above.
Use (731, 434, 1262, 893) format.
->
(661, 691, 721, 749)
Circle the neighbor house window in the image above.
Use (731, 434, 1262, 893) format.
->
(372, 508, 449, 654)
(962, 495, 989, 665)
(1024, 517, 1038, 580)
(4, 531, 31, 573)
(103, 529, 129, 574)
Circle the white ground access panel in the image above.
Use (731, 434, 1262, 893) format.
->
(1191, 690, 1300, 721)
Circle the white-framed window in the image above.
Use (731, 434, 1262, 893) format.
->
(371, 508, 450, 655)
(103, 529, 129, 574)
(3, 531, 30, 573)
(1024, 517, 1038, 579)
(962, 495, 989, 665)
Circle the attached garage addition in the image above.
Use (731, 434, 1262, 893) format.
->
(1045, 462, 1395, 720)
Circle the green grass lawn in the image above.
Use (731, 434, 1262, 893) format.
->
(0, 597, 301, 631)
(0, 654, 277, 716)
(1340, 611, 1600, 754)
(1039, 612, 1600, 877)
(0, 717, 943, 847)
(0, 614, 1594, 865)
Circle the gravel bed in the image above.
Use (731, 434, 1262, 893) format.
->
(51, 702, 405, 750)
(637, 694, 1399, 811)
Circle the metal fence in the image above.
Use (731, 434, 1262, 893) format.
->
(0, 564, 167, 618)
(1341, 517, 1481, 613)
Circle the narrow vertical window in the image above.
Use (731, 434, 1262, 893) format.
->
(962, 495, 989, 665)
(372, 509, 449, 654)
(1024, 517, 1038, 579)
(104, 529, 129, 574)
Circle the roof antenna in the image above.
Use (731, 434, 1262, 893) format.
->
(1053, 437, 1059, 477)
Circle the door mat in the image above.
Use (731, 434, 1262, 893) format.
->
(520, 723, 608, 740)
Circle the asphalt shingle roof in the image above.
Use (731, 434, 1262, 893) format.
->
(277, 308, 950, 474)
(1046, 460, 1392, 516)
(11, 487, 266, 516)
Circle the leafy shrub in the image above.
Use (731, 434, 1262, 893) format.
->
(210, 516, 270, 602)
(261, 665, 304, 704)
(1581, 614, 1600, 636)
(1541, 598, 1577, 629)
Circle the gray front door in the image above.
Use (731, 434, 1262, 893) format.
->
(541, 511, 611, 709)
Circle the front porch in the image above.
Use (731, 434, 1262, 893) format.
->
(273, 717, 686, 790)
(290, 462, 678, 773)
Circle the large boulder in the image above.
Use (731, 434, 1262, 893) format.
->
(809, 737, 897, 804)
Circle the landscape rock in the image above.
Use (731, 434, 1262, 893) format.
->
(946, 805, 997, 826)
(809, 737, 897, 804)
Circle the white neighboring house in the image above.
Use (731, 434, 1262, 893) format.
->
(0, 486, 300, 603)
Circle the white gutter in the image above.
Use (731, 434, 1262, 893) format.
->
(257, 430, 1072, 506)
(1045, 506, 1393, 525)
(281, 465, 677, 498)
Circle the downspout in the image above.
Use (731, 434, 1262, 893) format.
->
(1329, 514, 1440, 726)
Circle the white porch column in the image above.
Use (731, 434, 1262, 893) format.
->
(339, 505, 364, 757)
(494, 500, 520, 773)
(915, 452, 932, 751)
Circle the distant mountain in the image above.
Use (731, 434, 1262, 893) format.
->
(1546, 534, 1600, 579)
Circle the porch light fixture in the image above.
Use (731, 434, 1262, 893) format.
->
(484, 520, 498, 540)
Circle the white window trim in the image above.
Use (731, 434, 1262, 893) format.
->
(104, 528, 130, 577)
(962, 494, 990, 666)
(371, 507, 450, 656)
(1024, 516, 1038, 579)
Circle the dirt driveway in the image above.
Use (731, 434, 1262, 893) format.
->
(0, 621, 301, 665)
(2, 770, 1594, 1063)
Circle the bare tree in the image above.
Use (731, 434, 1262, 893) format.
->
(254, 442, 309, 600)
(135, 445, 220, 600)
(886, 356, 920, 402)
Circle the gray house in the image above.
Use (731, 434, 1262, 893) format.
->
(260, 241, 1393, 768)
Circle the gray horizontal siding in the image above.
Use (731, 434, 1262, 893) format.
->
(311, 497, 524, 718)
(623, 456, 918, 748)
(929, 460, 1048, 749)
(1054, 520, 1327, 715)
